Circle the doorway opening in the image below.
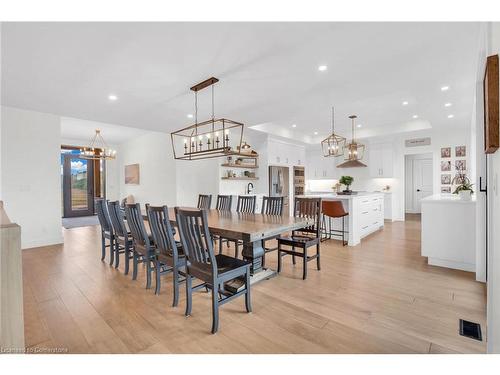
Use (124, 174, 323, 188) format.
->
(405, 153, 433, 215)
(60, 146, 106, 226)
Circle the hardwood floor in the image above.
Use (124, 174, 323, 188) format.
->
(22, 217, 487, 353)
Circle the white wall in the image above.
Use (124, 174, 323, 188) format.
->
(485, 21, 500, 354)
(0, 106, 63, 249)
(118, 131, 177, 206)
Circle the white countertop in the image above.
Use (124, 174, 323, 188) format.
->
(421, 194, 476, 204)
(300, 192, 384, 200)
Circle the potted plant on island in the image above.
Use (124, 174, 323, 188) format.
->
(453, 181, 474, 201)
(339, 175, 354, 194)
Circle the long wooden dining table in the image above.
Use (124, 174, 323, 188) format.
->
(142, 207, 315, 284)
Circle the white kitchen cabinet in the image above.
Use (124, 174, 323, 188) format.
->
(268, 138, 305, 167)
(305, 148, 338, 180)
(369, 144, 393, 178)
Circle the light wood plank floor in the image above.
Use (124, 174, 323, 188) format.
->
(22, 216, 486, 353)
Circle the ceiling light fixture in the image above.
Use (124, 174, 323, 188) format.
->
(402, 101, 409, 106)
(412, 115, 418, 119)
(292, 124, 297, 128)
(187, 114, 194, 118)
(108, 94, 118, 101)
(441, 86, 450, 91)
(321, 107, 346, 158)
(337, 115, 367, 168)
(357, 124, 362, 128)
(318, 65, 328, 72)
(314, 131, 318, 135)
(171, 77, 244, 161)
(445, 103, 452, 107)
(448, 114, 454, 119)
(79, 129, 117, 160)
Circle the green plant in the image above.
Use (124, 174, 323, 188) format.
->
(453, 181, 474, 195)
(339, 175, 354, 190)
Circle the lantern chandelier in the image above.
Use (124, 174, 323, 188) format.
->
(171, 77, 244, 160)
(321, 107, 346, 158)
(337, 115, 367, 168)
(79, 129, 117, 160)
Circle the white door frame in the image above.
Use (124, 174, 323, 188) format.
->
(405, 153, 434, 214)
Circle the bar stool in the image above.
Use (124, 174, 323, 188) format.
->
(321, 201, 348, 246)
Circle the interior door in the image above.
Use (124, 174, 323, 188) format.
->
(63, 154, 95, 217)
(413, 158, 433, 213)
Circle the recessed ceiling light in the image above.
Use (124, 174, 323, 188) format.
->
(108, 94, 118, 101)
(187, 114, 194, 119)
(314, 131, 318, 135)
(448, 114, 454, 119)
(441, 86, 449, 91)
(402, 101, 409, 106)
(445, 103, 452, 107)
(357, 124, 362, 128)
(412, 115, 418, 119)
(318, 65, 328, 72)
(292, 124, 297, 128)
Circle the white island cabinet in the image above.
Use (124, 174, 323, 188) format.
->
(421, 194, 476, 272)
(299, 192, 384, 246)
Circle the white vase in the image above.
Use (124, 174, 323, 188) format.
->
(459, 190, 472, 201)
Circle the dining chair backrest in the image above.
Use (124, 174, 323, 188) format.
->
(197, 194, 212, 210)
(108, 201, 128, 237)
(175, 207, 217, 275)
(146, 204, 178, 259)
(293, 197, 322, 237)
(261, 196, 284, 216)
(125, 203, 151, 248)
(215, 195, 232, 211)
(236, 195, 256, 213)
(95, 198, 113, 233)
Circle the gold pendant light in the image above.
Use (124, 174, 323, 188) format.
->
(171, 77, 244, 161)
(321, 107, 346, 158)
(79, 129, 116, 160)
(337, 115, 367, 168)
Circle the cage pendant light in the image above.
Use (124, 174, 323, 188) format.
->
(79, 129, 117, 160)
(337, 115, 367, 168)
(321, 107, 346, 157)
(171, 77, 244, 160)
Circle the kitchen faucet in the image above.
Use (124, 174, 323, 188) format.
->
(246, 182, 254, 194)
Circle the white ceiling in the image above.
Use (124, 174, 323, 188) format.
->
(1, 22, 482, 144)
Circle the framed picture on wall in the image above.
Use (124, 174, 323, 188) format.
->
(441, 174, 451, 185)
(441, 161, 451, 171)
(125, 164, 140, 185)
(441, 186, 451, 193)
(455, 146, 466, 157)
(455, 159, 467, 171)
(441, 147, 451, 158)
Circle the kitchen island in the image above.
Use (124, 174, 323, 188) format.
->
(299, 192, 384, 246)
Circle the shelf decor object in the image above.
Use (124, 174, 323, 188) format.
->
(79, 129, 117, 160)
(171, 77, 244, 160)
(321, 107, 346, 158)
(337, 115, 367, 168)
(484, 54, 499, 154)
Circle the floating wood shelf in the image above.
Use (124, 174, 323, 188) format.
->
(221, 163, 259, 169)
(221, 177, 259, 181)
(226, 152, 259, 159)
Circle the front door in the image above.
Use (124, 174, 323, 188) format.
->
(62, 153, 95, 217)
(413, 158, 433, 213)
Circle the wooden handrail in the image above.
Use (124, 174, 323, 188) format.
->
(0, 200, 25, 352)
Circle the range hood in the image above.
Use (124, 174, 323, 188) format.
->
(337, 159, 367, 168)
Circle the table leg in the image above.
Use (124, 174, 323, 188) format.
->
(242, 240, 277, 284)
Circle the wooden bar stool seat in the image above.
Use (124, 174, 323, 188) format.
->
(321, 200, 348, 246)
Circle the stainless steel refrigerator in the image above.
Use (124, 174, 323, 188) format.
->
(269, 166, 289, 216)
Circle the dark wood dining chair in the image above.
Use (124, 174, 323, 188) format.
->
(146, 204, 187, 306)
(261, 196, 284, 266)
(197, 194, 212, 210)
(175, 207, 252, 334)
(95, 198, 115, 266)
(124, 203, 156, 290)
(215, 195, 233, 211)
(108, 200, 134, 273)
(277, 197, 322, 280)
(219, 195, 256, 258)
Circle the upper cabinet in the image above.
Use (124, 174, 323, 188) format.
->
(369, 143, 393, 178)
(268, 138, 305, 167)
(305, 147, 338, 180)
